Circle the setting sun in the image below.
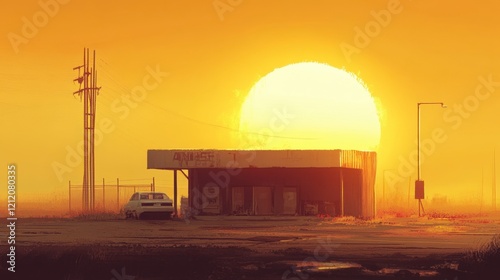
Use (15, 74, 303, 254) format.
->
(239, 62, 381, 151)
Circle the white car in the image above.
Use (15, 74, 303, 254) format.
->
(124, 192, 174, 219)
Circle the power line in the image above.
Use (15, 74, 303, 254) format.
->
(97, 58, 317, 141)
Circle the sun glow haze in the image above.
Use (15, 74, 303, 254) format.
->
(239, 62, 381, 151)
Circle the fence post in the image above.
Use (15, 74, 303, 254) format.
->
(117, 178, 120, 212)
(69, 180, 71, 214)
(103, 178, 105, 211)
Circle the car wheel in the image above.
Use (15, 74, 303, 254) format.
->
(126, 210, 134, 219)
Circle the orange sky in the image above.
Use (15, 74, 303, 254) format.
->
(1, 0, 499, 215)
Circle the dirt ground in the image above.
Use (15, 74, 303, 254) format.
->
(1, 214, 499, 279)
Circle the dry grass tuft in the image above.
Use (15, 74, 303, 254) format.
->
(459, 234, 500, 277)
(71, 211, 122, 220)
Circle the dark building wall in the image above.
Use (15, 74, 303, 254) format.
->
(342, 168, 363, 217)
(190, 167, 364, 217)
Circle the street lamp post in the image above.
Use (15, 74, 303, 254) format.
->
(416, 102, 446, 217)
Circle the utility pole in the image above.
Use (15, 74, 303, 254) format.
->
(480, 167, 484, 213)
(73, 48, 100, 212)
(494, 149, 497, 211)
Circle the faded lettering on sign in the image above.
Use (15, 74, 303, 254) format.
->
(173, 151, 216, 167)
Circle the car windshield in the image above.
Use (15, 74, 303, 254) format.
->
(139, 193, 167, 200)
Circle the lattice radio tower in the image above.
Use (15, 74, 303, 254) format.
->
(73, 48, 100, 212)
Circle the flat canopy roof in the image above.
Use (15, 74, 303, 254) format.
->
(147, 149, 376, 170)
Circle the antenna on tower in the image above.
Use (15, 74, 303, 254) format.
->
(73, 48, 101, 212)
